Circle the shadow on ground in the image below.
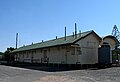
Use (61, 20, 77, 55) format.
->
(1, 63, 83, 72)
(1, 62, 112, 72)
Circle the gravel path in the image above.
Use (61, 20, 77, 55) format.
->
(0, 65, 120, 82)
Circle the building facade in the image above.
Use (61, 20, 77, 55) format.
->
(14, 30, 118, 66)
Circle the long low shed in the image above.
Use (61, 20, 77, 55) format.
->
(12, 30, 103, 67)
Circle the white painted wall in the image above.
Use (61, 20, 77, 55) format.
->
(103, 38, 116, 50)
(76, 33, 100, 64)
(15, 33, 100, 65)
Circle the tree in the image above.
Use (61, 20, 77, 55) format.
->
(3, 47, 15, 63)
(112, 49, 120, 63)
(0, 52, 3, 55)
(112, 25, 120, 41)
(0, 52, 3, 60)
(112, 25, 120, 63)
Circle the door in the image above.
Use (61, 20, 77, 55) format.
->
(43, 50, 49, 63)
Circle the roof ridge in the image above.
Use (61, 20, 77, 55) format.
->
(12, 30, 93, 52)
(24, 30, 92, 46)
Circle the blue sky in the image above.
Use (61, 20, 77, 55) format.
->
(0, 0, 120, 52)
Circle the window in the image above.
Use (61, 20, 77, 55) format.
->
(34, 50, 36, 53)
(22, 54, 24, 58)
(19, 54, 21, 58)
(32, 50, 36, 54)
(66, 46, 70, 52)
(15, 54, 18, 58)
(40, 49, 42, 53)
(57, 47, 60, 51)
(71, 47, 75, 55)
(27, 54, 29, 58)
(27, 51, 30, 58)
(77, 47, 82, 55)
(87, 41, 96, 48)
(62, 46, 65, 49)
(19, 53, 22, 58)
(43, 50, 47, 58)
(22, 52, 24, 55)
(48, 48, 50, 52)
(23, 51, 26, 54)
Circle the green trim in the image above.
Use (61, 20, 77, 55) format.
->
(12, 30, 100, 53)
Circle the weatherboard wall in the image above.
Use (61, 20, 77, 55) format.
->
(14, 33, 100, 65)
(14, 45, 79, 64)
(103, 38, 116, 50)
(76, 33, 100, 64)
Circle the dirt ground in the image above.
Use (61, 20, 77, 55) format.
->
(0, 65, 120, 82)
(34, 67, 120, 82)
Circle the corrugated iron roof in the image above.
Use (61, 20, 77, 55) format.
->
(12, 30, 100, 53)
(103, 35, 119, 44)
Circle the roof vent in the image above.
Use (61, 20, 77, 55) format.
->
(73, 32, 74, 38)
(16, 33, 18, 49)
(79, 30, 81, 37)
(75, 23, 77, 38)
(42, 40, 44, 42)
(65, 26, 66, 40)
(56, 36, 57, 39)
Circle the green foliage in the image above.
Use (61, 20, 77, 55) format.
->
(112, 49, 120, 62)
(112, 49, 120, 54)
(2, 47, 15, 62)
(0, 52, 4, 55)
